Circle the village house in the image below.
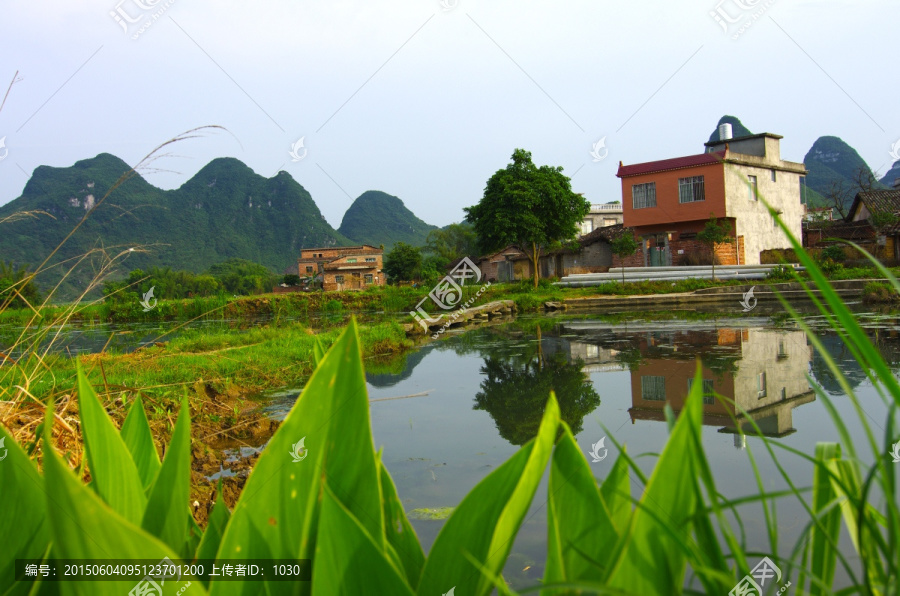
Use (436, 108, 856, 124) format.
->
(579, 202, 624, 236)
(615, 125, 807, 266)
(297, 245, 384, 291)
(806, 190, 900, 262)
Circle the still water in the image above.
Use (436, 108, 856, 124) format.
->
(267, 312, 900, 590)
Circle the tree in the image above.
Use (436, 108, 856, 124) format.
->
(464, 149, 590, 289)
(697, 214, 734, 280)
(383, 242, 422, 283)
(208, 258, 277, 295)
(824, 166, 880, 219)
(424, 222, 478, 266)
(283, 274, 301, 287)
(0, 262, 42, 309)
(610, 231, 639, 283)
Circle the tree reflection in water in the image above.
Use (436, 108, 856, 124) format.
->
(473, 349, 600, 446)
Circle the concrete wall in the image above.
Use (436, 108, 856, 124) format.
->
(724, 164, 804, 264)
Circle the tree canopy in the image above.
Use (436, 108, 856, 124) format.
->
(383, 242, 422, 283)
(464, 149, 589, 288)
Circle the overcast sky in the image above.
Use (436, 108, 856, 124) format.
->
(0, 0, 896, 228)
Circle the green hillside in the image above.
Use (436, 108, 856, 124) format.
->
(707, 115, 753, 143)
(803, 136, 886, 213)
(338, 190, 437, 249)
(0, 154, 350, 300)
(880, 160, 900, 189)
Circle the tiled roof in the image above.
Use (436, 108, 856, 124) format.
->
(617, 151, 726, 178)
(847, 190, 900, 234)
(803, 220, 876, 241)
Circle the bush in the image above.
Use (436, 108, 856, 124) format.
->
(766, 265, 795, 282)
(820, 244, 846, 263)
(862, 281, 898, 303)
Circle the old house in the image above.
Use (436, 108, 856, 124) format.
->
(297, 245, 384, 291)
(580, 202, 624, 236)
(838, 190, 900, 260)
(616, 125, 807, 266)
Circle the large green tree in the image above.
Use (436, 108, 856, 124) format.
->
(383, 242, 422, 283)
(464, 149, 589, 288)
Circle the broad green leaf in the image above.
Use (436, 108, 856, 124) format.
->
(599, 447, 631, 534)
(76, 363, 146, 525)
(196, 485, 231, 587)
(313, 336, 326, 367)
(0, 424, 49, 594)
(378, 456, 425, 588)
(542, 425, 618, 594)
(212, 320, 383, 596)
(417, 392, 560, 596)
(142, 398, 192, 556)
(604, 370, 703, 594)
(41, 408, 207, 595)
(807, 442, 843, 595)
(120, 395, 161, 492)
(312, 485, 414, 596)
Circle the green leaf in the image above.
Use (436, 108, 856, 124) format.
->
(195, 484, 231, 587)
(0, 424, 50, 594)
(76, 363, 147, 525)
(807, 442, 843, 595)
(603, 367, 703, 594)
(120, 395, 161, 492)
(313, 336, 326, 368)
(212, 320, 383, 596)
(543, 425, 619, 593)
(417, 392, 561, 596)
(40, 407, 207, 595)
(378, 456, 425, 588)
(142, 398, 192, 556)
(599, 448, 632, 534)
(311, 485, 414, 596)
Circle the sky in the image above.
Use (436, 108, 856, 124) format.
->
(0, 0, 897, 229)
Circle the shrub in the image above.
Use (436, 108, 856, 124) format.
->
(820, 244, 846, 263)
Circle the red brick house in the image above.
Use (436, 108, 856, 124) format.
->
(616, 132, 807, 266)
(297, 245, 384, 291)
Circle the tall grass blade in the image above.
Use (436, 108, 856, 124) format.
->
(120, 395, 162, 492)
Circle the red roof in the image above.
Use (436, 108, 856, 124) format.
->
(617, 151, 726, 178)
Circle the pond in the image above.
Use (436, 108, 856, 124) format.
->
(264, 310, 900, 591)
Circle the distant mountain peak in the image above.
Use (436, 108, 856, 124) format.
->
(338, 190, 437, 249)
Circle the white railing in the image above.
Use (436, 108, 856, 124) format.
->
(590, 203, 622, 211)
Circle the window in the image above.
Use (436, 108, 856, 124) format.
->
(771, 170, 777, 182)
(632, 182, 657, 209)
(305, 266, 313, 274)
(780, 387, 787, 400)
(757, 371, 767, 398)
(603, 218, 617, 227)
(777, 339, 787, 359)
(748, 175, 758, 201)
(364, 274, 374, 284)
(335, 275, 344, 284)
(687, 378, 715, 405)
(365, 257, 376, 262)
(347, 258, 357, 263)
(641, 375, 666, 401)
(678, 176, 705, 203)
(581, 219, 594, 235)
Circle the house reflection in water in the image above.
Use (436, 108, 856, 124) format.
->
(626, 328, 814, 447)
